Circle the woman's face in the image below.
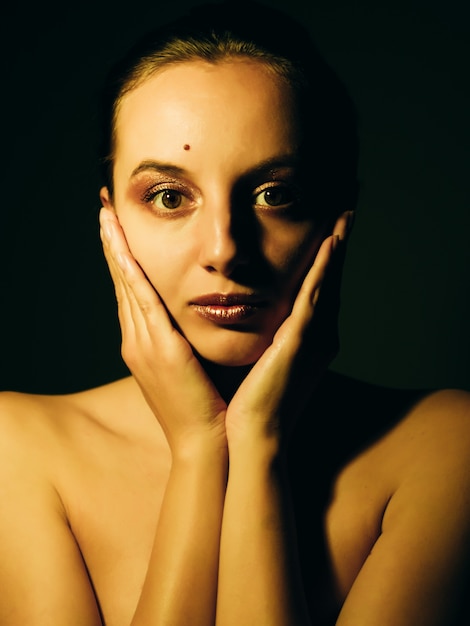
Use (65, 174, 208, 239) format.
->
(102, 59, 326, 366)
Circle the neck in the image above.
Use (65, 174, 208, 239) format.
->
(198, 357, 253, 403)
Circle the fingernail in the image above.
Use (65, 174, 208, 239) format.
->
(100, 206, 113, 220)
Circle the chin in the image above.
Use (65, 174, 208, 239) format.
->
(190, 331, 272, 368)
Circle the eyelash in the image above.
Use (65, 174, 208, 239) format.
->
(252, 182, 300, 211)
(140, 182, 194, 215)
(139, 180, 301, 216)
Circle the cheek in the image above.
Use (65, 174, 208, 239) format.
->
(117, 215, 183, 295)
(263, 221, 323, 289)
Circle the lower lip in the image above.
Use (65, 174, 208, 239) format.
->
(191, 304, 261, 324)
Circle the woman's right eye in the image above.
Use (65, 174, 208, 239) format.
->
(141, 184, 192, 213)
(151, 189, 183, 209)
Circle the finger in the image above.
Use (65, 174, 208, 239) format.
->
(99, 211, 135, 334)
(333, 209, 355, 241)
(230, 215, 354, 429)
(325, 209, 355, 302)
(100, 209, 154, 334)
(275, 231, 343, 380)
(115, 250, 168, 341)
(100, 220, 132, 331)
(264, 235, 336, 375)
(99, 208, 175, 342)
(100, 210, 172, 373)
(291, 234, 338, 320)
(293, 209, 353, 313)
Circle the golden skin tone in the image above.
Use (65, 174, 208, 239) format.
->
(98, 60, 348, 624)
(102, 59, 327, 367)
(0, 58, 469, 626)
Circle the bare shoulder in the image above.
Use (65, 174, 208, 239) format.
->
(315, 371, 470, 465)
(0, 377, 159, 624)
(0, 388, 67, 470)
(380, 385, 470, 527)
(374, 386, 470, 484)
(0, 376, 150, 523)
(328, 376, 470, 526)
(0, 375, 163, 497)
(321, 375, 470, 625)
(405, 385, 470, 442)
(0, 387, 107, 623)
(0, 375, 151, 439)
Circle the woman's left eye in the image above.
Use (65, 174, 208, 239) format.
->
(253, 184, 297, 209)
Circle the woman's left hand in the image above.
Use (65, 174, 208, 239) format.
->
(225, 210, 353, 447)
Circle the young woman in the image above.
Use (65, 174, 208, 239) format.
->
(1, 2, 469, 625)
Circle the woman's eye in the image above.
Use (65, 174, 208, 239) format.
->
(138, 178, 196, 216)
(253, 185, 296, 209)
(152, 189, 183, 209)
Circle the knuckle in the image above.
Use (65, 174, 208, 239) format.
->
(120, 340, 137, 369)
(138, 300, 153, 316)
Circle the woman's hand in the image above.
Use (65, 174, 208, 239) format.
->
(217, 212, 353, 626)
(99, 207, 228, 455)
(100, 207, 228, 625)
(225, 210, 353, 447)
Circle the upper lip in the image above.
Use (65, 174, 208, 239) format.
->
(190, 293, 268, 307)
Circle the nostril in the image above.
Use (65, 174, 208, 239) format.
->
(202, 245, 249, 276)
(198, 199, 261, 277)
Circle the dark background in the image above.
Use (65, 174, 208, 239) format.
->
(1, 0, 469, 394)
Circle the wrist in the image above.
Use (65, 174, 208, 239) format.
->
(227, 428, 285, 467)
(171, 429, 228, 466)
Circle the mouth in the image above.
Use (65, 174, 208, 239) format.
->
(189, 293, 269, 324)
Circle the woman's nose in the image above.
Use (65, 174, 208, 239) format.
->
(197, 203, 249, 276)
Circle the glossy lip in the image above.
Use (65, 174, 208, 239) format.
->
(189, 293, 268, 324)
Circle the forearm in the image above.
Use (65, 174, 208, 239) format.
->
(131, 441, 228, 626)
(216, 436, 310, 626)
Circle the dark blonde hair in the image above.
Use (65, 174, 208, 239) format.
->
(99, 0, 359, 221)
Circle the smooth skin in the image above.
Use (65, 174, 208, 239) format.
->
(0, 59, 469, 626)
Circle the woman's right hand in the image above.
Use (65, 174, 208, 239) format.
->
(100, 208, 228, 626)
(99, 207, 228, 455)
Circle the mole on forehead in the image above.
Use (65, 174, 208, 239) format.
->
(183, 144, 191, 151)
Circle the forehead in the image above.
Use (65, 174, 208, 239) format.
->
(113, 59, 299, 168)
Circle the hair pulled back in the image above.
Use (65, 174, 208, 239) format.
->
(99, 0, 359, 220)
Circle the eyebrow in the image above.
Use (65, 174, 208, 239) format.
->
(243, 154, 300, 177)
(130, 154, 300, 180)
(131, 161, 188, 178)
